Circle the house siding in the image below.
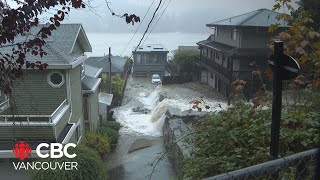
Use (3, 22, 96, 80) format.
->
(241, 28, 270, 48)
(215, 26, 241, 47)
(0, 126, 54, 141)
(133, 52, 167, 77)
(72, 40, 85, 54)
(54, 109, 71, 140)
(68, 65, 84, 124)
(9, 70, 67, 115)
(88, 90, 99, 131)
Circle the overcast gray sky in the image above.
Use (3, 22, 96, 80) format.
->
(10, 0, 298, 33)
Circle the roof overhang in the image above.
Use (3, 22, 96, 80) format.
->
(82, 77, 101, 94)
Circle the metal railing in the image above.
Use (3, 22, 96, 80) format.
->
(198, 56, 254, 82)
(50, 99, 68, 122)
(201, 57, 231, 79)
(0, 99, 69, 124)
(0, 99, 10, 112)
(205, 148, 318, 180)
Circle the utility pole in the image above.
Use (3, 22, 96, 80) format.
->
(109, 47, 112, 94)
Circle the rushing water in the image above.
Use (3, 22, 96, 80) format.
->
(106, 76, 228, 179)
(113, 77, 227, 137)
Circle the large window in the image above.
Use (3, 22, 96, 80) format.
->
(47, 72, 65, 88)
(215, 27, 218, 37)
(135, 54, 141, 64)
(231, 28, 237, 40)
(141, 54, 146, 64)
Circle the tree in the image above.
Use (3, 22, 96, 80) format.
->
(270, 0, 320, 81)
(0, 0, 139, 94)
(291, 0, 320, 30)
(173, 50, 199, 74)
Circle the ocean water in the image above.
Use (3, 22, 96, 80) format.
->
(85, 32, 209, 57)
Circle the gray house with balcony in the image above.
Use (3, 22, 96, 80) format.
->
(196, 8, 289, 99)
(0, 24, 101, 157)
(132, 44, 168, 77)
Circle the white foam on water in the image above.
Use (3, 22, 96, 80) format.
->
(138, 90, 160, 110)
(113, 80, 228, 137)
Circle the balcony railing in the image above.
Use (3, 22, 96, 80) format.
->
(201, 57, 231, 79)
(0, 99, 69, 124)
(196, 56, 254, 83)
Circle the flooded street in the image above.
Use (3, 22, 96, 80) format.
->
(105, 76, 227, 179)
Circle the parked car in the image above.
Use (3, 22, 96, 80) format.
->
(151, 74, 161, 84)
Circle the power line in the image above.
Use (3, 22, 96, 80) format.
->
(143, 0, 173, 45)
(133, 0, 163, 52)
(119, 0, 156, 56)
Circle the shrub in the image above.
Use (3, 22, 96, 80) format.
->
(183, 101, 319, 179)
(84, 131, 111, 158)
(173, 50, 199, 73)
(101, 121, 121, 131)
(31, 145, 104, 180)
(99, 121, 121, 148)
(99, 127, 119, 148)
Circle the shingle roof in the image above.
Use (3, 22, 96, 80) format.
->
(0, 24, 91, 66)
(197, 40, 236, 54)
(82, 76, 101, 93)
(85, 55, 127, 74)
(84, 64, 102, 78)
(207, 8, 289, 28)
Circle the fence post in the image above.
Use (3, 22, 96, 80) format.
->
(270, 41, 284, 160)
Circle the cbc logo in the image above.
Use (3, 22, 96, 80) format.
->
(36, 143, 77, 159)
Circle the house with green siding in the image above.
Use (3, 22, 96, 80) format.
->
(0, 24, 101, 158)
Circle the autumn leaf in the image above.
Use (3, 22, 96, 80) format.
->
(266, 68, 273, 78)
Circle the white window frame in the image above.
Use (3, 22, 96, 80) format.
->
(232, 28, 237, 40)
(215, 27, 218, 37)
(47, 72, 65, 88)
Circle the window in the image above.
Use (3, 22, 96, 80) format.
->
(75, 125, 81, 142)
(210, 72, 213, 79)
(215, 52, 220, 59)
(215, 27, 218, 37)
(81, 63, 85, 78)
(141, 54, 146, 64)
(231, 28, 237, 40)
(47, 72, 65, 88)
(210, 50, 213, 59)
(136, 54, 141, 64)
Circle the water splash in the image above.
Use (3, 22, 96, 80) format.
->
(139, 90, 160, 110)
(149, 100, 169, 123)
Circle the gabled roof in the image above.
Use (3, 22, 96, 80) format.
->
(206, 8, 289, 28)
(0, 24, 92, 69)
(85, 55, 127, 74)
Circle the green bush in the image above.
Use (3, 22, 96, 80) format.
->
(99, 121, 121, 148)
(101, 121, 121, 131)
(183, 101, 319, 179)
(84, 131, 111, 158)
(173, 50, 199, 72)
(99, 74, 125, 96)
(31, 145, 104, 180)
